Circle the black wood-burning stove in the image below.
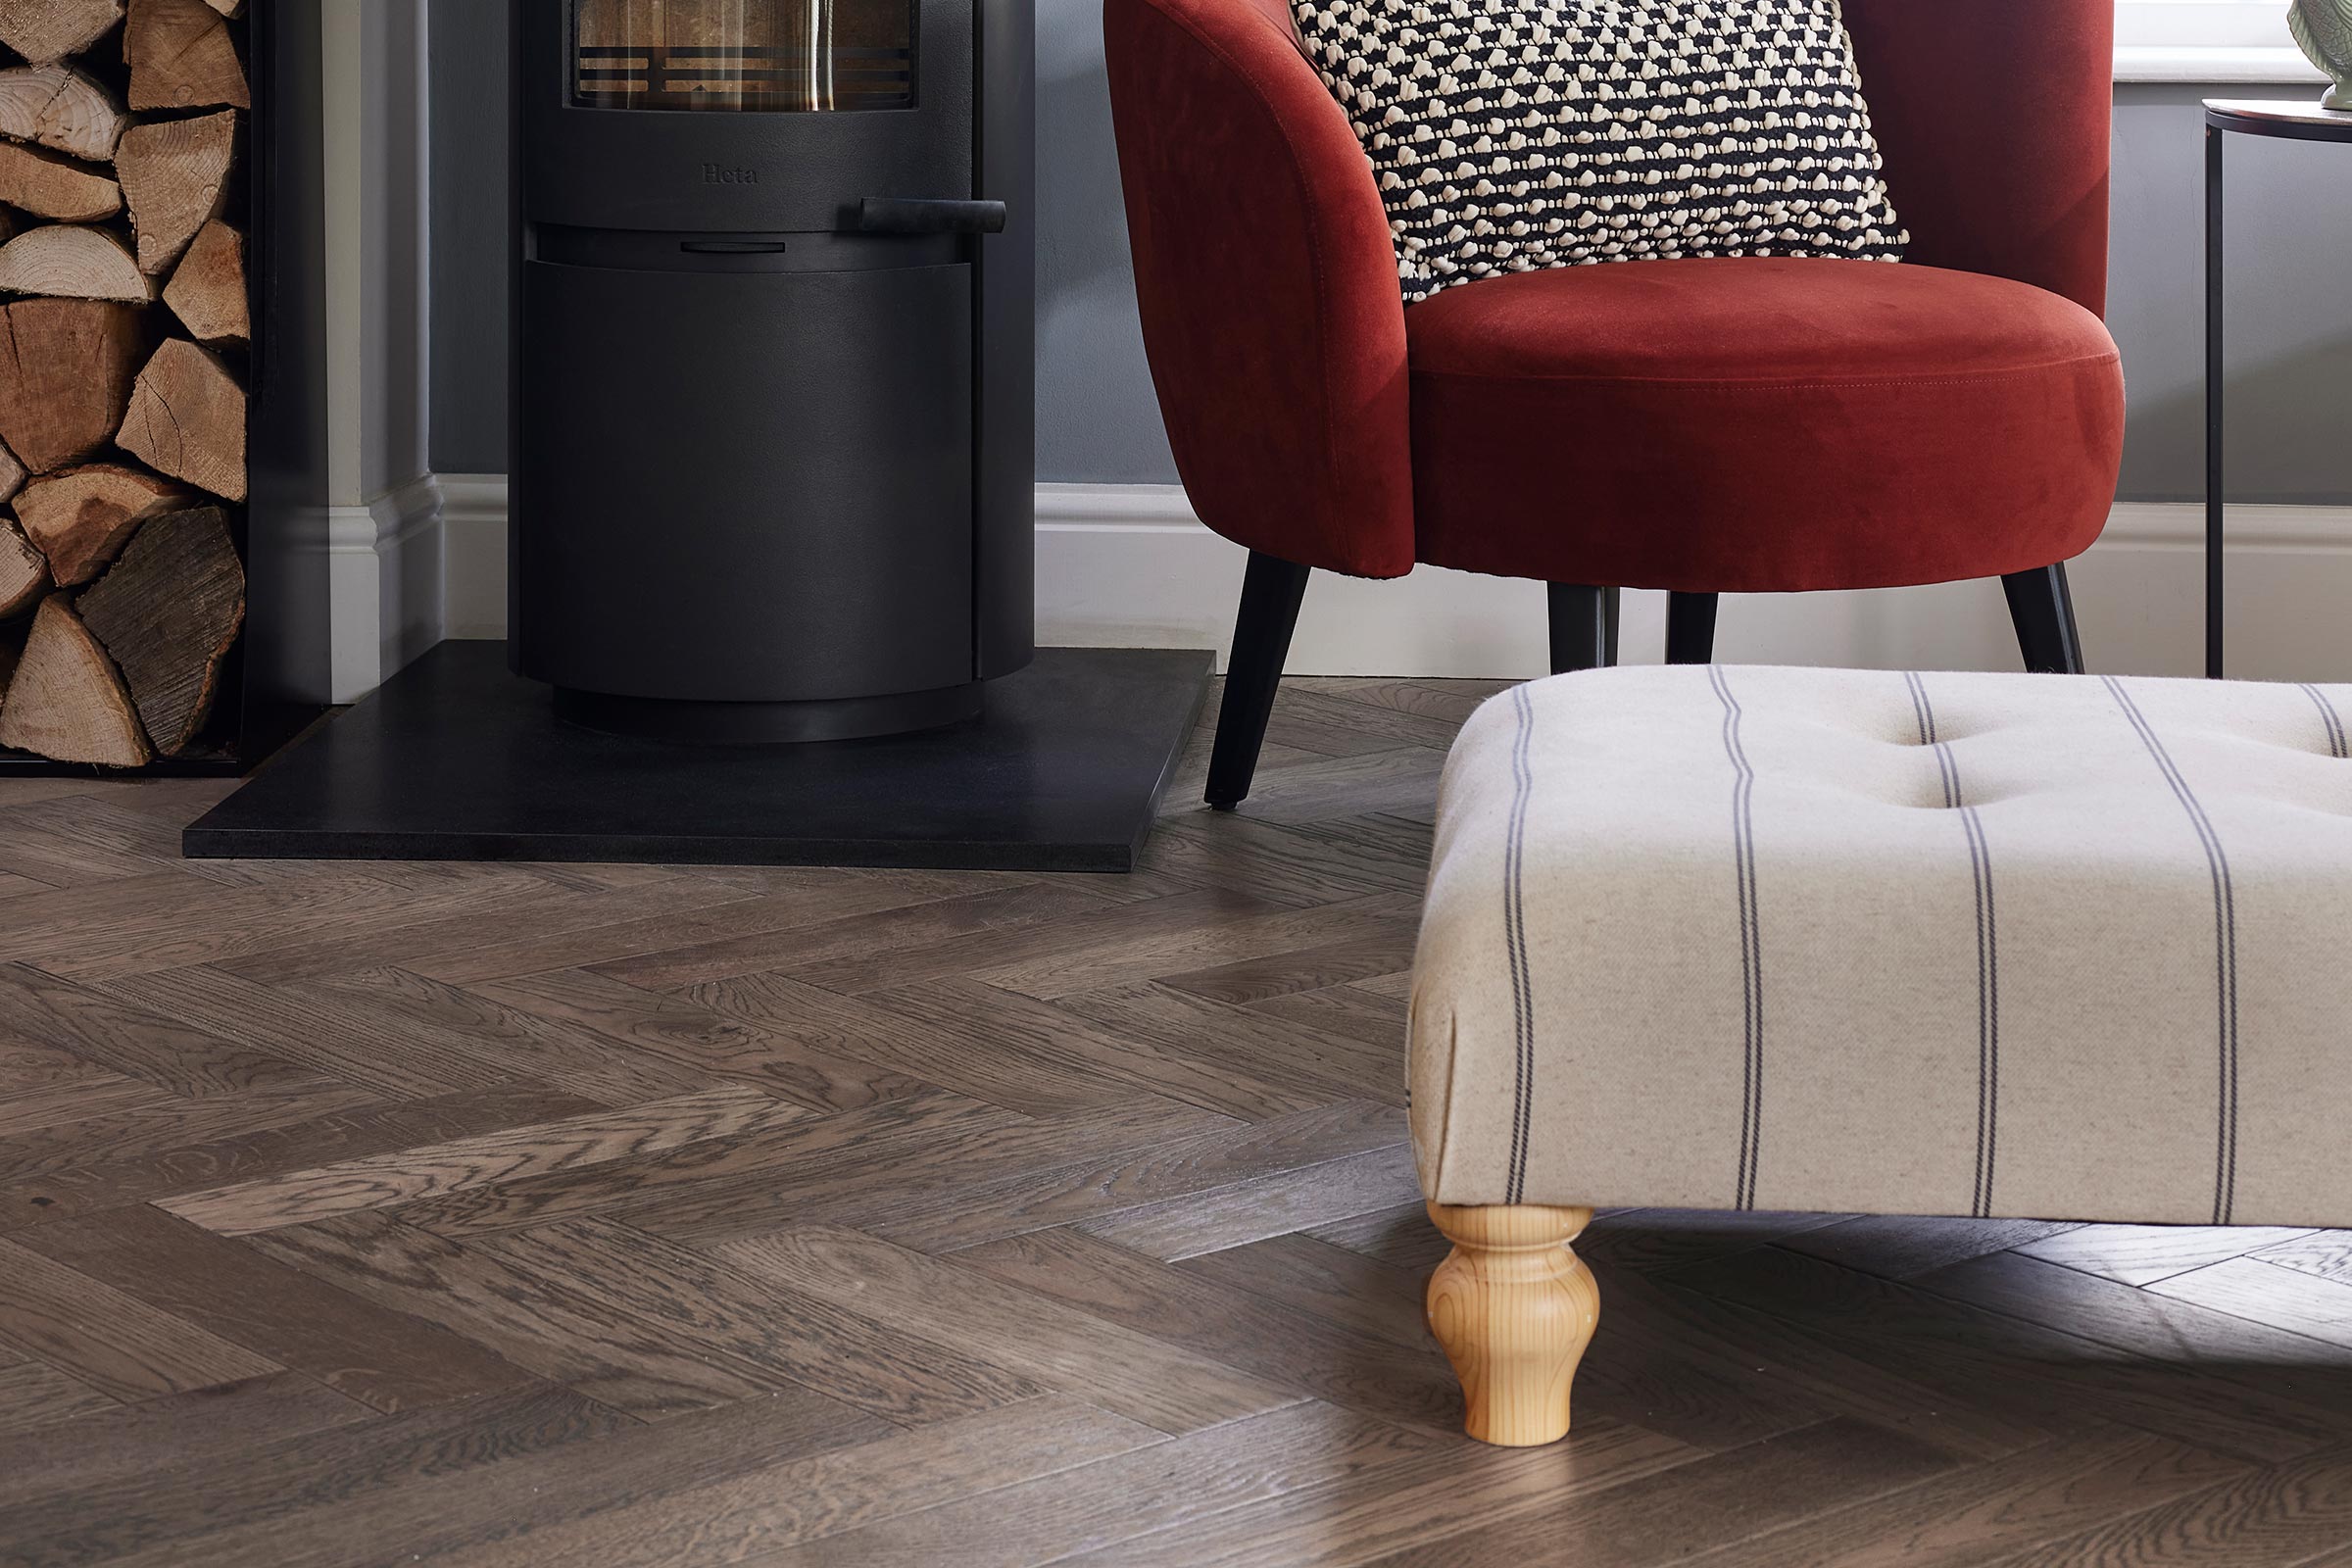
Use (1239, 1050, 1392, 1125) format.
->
(183, 0, 1206, 872)
(510, 0, 1034, 742)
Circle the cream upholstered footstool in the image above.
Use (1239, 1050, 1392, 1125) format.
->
(1409, 664, 2352, 1446)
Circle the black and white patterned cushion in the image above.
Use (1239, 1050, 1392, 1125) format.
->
(1291, 0, 1910, 302)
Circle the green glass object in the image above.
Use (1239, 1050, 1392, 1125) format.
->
(2290, 0, 2352, 110)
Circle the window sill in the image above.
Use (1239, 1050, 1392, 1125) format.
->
(2115, 44, 2329, 83)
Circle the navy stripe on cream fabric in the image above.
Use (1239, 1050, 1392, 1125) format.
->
(1501, 684, 1539, 1205)
(1711, 666, 1764, 1211)
(1908, 672, 2001, 1218)
(2103, 676, 2242, 1226)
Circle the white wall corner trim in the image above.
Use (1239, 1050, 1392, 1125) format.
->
(320, 471, 446, 704)
(438, 472, 512, 642)
(443, 478, 2352, 685)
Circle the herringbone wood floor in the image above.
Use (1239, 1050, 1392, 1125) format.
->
(2, 676, 2352, 1566)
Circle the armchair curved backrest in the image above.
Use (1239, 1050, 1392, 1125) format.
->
(1104, 0, 1415, 578)
(1103, 0, 2118, 575)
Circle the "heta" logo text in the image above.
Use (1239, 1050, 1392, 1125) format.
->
(701, 164, 759, 185)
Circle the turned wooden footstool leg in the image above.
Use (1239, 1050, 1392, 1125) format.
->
(1425, 1201, 1599, 1446)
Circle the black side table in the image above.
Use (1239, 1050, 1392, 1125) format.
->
(2205, 98, 2352, 680)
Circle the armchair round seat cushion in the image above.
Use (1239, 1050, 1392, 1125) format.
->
(1405, 258, 2127, 595)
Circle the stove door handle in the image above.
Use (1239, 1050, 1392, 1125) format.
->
(857, 198, 1009, 235)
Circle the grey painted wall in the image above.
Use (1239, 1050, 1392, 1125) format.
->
(428, 21, 2352, 502)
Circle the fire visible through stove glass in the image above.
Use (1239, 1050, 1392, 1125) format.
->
(573, 0, 915, 113)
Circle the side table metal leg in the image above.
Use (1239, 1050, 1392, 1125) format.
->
(2205, 124, 2226, 681)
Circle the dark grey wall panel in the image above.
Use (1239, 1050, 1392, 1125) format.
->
(428, 0, 509, 474)
(430, 25, 2352, 501)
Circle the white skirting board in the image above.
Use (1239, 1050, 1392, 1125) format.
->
(315, 470, 446, 704)
(427, 476, 2352, 688)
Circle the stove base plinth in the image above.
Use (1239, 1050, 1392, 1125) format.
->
(554, 681, 984, 745)
(185, 642, 1211, 873)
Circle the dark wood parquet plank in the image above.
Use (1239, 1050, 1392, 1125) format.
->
(245, 1212, 840, 1421)
(0, 1370, 366, 1508)
(1676, 1246, 2344, 1464)
(0, 1081, 385, 1202)
(5, 864, 553, 981)
(2148, 1259, 2352, 1351)
(1365, 1418, 1957, 1568)
(750, 1400, 1435, 1568)
(591, 878, 1122, 994)
(954, 1226, 1470, 1437)
(1057, 979, 1408, 1106)
(1984, 1444, 2352, 1568)
(1783, 1215, 2086, 1281)
(392, 1090, 1017, 1240)
(471, 966, 938, 1112)
(0, 1359, 115, 1435)
(89, 1380, 892, 1568)
(466, 1218, 1045, 1427)
(1051, 1417, 1698, 1568)
(0, 1234, 280, 1399)
(2014, 1223, 2321, 1287)
(309, 965, 732, 1105)
(398, 871, 967, 987)
(837, 974, 1349, 1120)
(0, 961, 342, 1099)
(423, 1396, 1166, 1568)
(17, 1206, 546, 1412)
(156, 1085, 808, 1235)
(0, 1084, 604, 1228)
(0, 1386, 625, 1568)
(621, 1097, 1241, 1248)
(1680, 1427, 2251, 1568)
(866, 1100, 1406, 1255)
(97, 963, 530, 1097)
(716, 1225, 1300, 1435)
(1076, 1143, 1424, 1261)
(209, 870, 757, 985)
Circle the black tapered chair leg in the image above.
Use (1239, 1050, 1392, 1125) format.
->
(1547, 584, 1620, 674)
(1206, 551, 1311, 810)
(2002, 564, 2085, 674)
(1666, 592, 1719, 665)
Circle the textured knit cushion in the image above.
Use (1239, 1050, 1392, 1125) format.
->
(1405, 257, 2126, 593)
(1291, 0, 1909, 302)
(1410, 665, 2352, 1227)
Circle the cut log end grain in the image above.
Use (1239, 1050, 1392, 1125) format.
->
(0, 66, 127, 163)
(0, 142, 122, 223)
(14, 462, 186, 585)
(118, 338, 243, 502)
(0, 594, 151, 766)
(0, 225, 153, 304)
(0, 0, 126, 68)
(126, 0, 250, 112)
(76, 503, 241, 755)
(0, 518, 47, 618)
(0, 440, 24, 507)
(161, 219, 245, 344)
(115, 109, 233, 274)
(0, 297, 146, 474)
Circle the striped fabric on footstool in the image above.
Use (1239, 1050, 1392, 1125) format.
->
(1410, 665, 2352, 1229)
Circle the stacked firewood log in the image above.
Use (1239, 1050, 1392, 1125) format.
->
(0, 0, 247, 767)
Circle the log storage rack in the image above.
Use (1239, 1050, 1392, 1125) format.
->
(0, 0, 269, 775)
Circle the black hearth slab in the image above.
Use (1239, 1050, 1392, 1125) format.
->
(184, 643, 1212, 873)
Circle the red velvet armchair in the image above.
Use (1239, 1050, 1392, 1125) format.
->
(1104, 0, 2129, 808)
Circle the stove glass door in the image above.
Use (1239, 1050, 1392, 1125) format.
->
(574, 0, 914, 112)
